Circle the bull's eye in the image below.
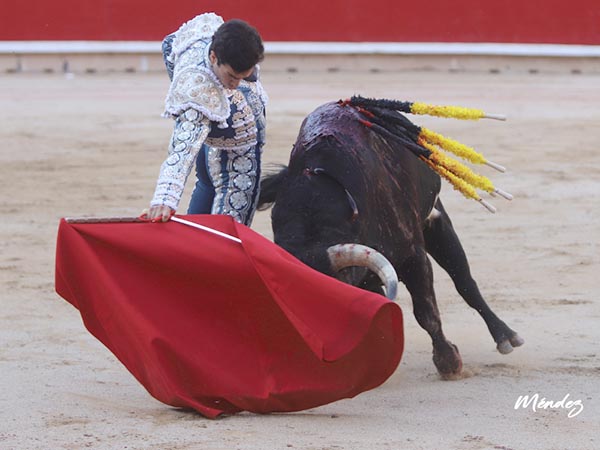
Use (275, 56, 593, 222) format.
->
(302, 167, 324, 177)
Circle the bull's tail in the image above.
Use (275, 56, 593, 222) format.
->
(258, 165, 289, 210)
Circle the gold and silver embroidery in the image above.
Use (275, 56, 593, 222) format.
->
(152, 109, 210, 210)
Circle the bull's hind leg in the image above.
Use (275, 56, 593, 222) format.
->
(423, 200, 524, 354)
(399, 248, 463, 379)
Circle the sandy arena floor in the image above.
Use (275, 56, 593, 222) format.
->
(1, 65, 599, 449)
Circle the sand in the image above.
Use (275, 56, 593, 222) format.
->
(1, 66, 599, 450)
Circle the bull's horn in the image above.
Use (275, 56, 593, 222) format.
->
(327, 244, 398, 301)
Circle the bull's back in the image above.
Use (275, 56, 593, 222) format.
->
(295, 102, 440, 223)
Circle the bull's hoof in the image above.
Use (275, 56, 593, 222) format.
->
(433, 342, 463, 380)
(511, 334, 525, 347)
(496, 333, 525, 354)
(497, 340, 514, 354)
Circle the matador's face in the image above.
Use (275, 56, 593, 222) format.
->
(209, 51, 254, 90)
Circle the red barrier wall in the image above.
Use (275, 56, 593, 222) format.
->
(2, 0, 599, 44)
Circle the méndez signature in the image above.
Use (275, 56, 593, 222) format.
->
(514, 393, 584, 418)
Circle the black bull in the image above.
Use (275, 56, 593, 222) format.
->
(257, 100, 524, 378)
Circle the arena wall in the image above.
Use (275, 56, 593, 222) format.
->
(1, 0, 599, 43)
(1, 0, 599, 73)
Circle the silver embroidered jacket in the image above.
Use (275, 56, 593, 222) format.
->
(151, 13, 268, 212)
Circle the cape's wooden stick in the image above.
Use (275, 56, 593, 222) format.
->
(65, 217, 143, 223)
(64, 216, 242, 243)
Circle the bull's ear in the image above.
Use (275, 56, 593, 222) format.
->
(257, 165, 289, 210)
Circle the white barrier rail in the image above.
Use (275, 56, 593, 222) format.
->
(1, 41, 600, 57)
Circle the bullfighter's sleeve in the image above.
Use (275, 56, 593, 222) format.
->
(151, 108, 210, 211)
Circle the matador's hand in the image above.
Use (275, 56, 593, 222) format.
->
(141, 205, 175, 222)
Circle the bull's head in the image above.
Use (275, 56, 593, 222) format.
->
(258, 104, 399, 300)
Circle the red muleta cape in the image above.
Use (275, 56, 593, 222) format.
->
(55, 215, 404, 418)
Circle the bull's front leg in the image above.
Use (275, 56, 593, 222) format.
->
(399, 248, 463, 379)
(423, 200, 524, 354)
